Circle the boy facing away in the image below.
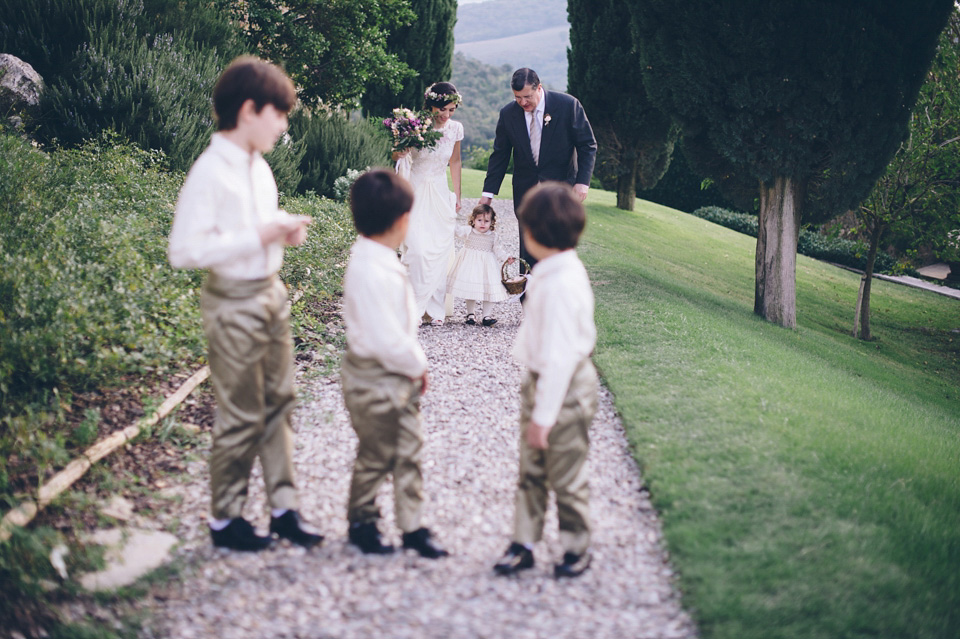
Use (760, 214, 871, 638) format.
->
(494, 182, 598, 578)
(168, 56, 321, 551)
(341, 170, 449, 559)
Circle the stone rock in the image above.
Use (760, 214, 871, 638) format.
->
(79, 528, 178, 592)
(0, 53, 44, 116)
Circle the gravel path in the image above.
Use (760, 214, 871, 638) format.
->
(136, 199, 697, 639)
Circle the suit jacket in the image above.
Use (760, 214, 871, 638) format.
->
(483, 90, 597, 209)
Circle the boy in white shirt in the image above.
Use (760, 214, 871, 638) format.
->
(341, 170, 448, 559)
(494, 182, 598, 578)
(168, 56, 321, 551)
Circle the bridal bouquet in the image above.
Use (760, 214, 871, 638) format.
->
(382, 108, 443, 152)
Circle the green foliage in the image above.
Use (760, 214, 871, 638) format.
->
(860, 9, 960, 263)
(450, 52, 514, 150)
(568, 0, 675, 210)
(264, 134, 306, 195)
(692, 206, 901, 273)
(0, 0, 245, 171)
(0, 527, 61, 634)
(0, 0, 142, 81)
(291, 111, 391, 197)
(40, 33, 222, 171)
(0, 132, 205, 408)
(332, 167, 370, 202)
(639, 150, 748, 214)
(633, 0, 954, 222)
(228, 0, 416, 109)
(362, 0, 457, 118)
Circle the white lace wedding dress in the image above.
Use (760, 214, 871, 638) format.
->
(399, 119, 463, 320)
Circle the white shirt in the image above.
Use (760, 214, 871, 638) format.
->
(513, 249, 596, 429)
(343, 236, 428, 379)
(169, 133, 291, 279)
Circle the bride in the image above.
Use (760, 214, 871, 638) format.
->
(394, 82, 463, 325)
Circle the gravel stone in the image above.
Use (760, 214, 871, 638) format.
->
(123, 199, 698, 639)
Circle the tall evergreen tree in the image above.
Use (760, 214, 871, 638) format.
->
(632, 0, 953, 328)
(362, 0, 458, 116)
(567, 0, 675, 211)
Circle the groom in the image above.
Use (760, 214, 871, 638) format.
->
(480, 68, 597, 270)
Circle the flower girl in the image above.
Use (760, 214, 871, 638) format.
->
(446, 203, 515, 326)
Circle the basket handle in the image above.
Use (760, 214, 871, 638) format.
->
(501, 258, 530, 280)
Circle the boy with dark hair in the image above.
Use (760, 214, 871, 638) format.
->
(341, 170, 449, 559)
(169, 56, 322, 551)
(494, 181, 598, 578)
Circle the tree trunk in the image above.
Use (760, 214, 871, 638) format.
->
(755, 176, 804, 328)
(858, 223, 883, 341)
(616, 158, 638, 211)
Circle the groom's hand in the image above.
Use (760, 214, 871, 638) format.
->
(480, 196, 492, 206)
(573, 184, 589, 202)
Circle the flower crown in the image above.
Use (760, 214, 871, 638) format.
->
(424, 88, 463, 105)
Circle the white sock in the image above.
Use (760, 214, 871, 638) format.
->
(482, 301, 494, 317)
(209, 517, 232, 531)
(466, 299, 476, 315)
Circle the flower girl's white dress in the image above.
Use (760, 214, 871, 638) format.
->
(446, 225, 510, 302)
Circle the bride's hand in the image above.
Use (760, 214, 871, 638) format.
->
(392, 149, 411, 162)
(455, 198, 462, 212)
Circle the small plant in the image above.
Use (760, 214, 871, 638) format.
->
(332, 167, 370, 202)
(72, 408, 100, 448)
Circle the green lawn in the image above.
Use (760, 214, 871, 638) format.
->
(463, 169, 960, 639)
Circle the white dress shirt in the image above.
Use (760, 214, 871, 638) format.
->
(513, 249, 596, 429)
(169, 133, 292, 279)
(343, 236, 428, 379)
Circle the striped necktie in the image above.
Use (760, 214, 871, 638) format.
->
(529, 112, 541, 165)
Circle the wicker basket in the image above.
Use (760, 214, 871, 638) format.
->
(501, 258, 530, 295)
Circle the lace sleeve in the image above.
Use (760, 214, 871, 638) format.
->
(451, 120, 464, 142)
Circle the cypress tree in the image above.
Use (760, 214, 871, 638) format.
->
(632, 0, 953, 328)
(567, 0, 675, 211)
(362, 0, 458, 116)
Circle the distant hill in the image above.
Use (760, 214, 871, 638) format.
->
(450, 52, 514, 151)
(454, 0, 569, 91)
(454, 0, 567, 43)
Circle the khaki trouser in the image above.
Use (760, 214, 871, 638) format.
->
(341, 352, 424, 532)
(514, 358, 597, 555)
(201, 274, 298, 520)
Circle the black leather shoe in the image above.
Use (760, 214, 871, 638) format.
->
(493, 542, 534, 575)
(270, 510, 323, 548)
(401, 527, 449, 559)
(554, 551, 592, 578)
(481, 316, 497, 327)
(210, 517, 273, 552)
(465, 313, 476, 325)
(348, 521, 394, 555)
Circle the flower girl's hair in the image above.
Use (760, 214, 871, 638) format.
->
(469, 203, 497, 231)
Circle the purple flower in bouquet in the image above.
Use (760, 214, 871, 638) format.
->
(382, 107, 443, 152)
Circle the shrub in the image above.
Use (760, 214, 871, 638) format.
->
(265, 133, 306, 195)
(292, 110, 391, 197)
(332, 167, 370, 202)
(691, 206, 903, 273)
(40, 33, 222, 171)
(0, 0, 247, 171)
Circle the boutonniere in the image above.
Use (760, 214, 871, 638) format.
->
(543, 114, 552, 127)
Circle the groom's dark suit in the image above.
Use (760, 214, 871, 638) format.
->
(482, 90, 597, 268)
